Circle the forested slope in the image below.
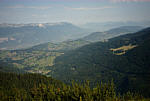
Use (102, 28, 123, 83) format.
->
(0, 71, 148, 101)
(52, 28, 150, 96)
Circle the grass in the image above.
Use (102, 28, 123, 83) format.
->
(110, 44, 137, 55)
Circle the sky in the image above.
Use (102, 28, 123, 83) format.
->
(0, 0, 150, 25)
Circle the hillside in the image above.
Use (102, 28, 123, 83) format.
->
(27, 39, 90, 51)
(52, 27, 150, 96)
(0, 39, 90, 74)
(82, 26, 143, 42)
(0, 22, 88, 50)
(0, 71, 63, 100)
(0, 71, 148, 101)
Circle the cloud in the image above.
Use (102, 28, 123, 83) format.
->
(1, 0, 150, 2)
(31, 14, 38, 17)
(31, 14, 48, 18)
(28, 6, 51, 10)
(110, 0, 150, 2)
(7, 5, 25, 9)
(7, 5, 51, 10)
(65, 6, 114, 11)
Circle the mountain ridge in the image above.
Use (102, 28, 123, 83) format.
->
(0, 22, 89, 50)
(81, 26, 144, 42)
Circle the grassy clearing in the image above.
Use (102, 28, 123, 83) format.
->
(110, 44, 137, 55)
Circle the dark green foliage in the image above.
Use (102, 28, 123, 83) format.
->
(0, 71, 62, 101)
(0, 61, 25, 73)
(0, 72, 148, 101)
(52, 27, 150, 96)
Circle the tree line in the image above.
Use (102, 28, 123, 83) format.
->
(0, 71, 149, 101)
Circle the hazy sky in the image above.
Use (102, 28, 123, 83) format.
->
(0, 0, 150, 24)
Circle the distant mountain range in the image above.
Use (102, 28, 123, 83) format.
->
(14, 26, 143, 52)
(0, 22, 147, 50)
(80, 21, 150, 31)
(0, 22, 89, 50)
(81, 26, 143, 42)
